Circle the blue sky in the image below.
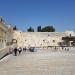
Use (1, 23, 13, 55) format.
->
(0, 0, 75, 32)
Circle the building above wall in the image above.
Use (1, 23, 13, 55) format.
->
(65, 31, 75, 36)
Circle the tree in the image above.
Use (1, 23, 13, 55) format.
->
(13, 26, 17, 30)
(41, 26, 55, 32)
(37, 26, 41, 32)
(27, 27, 34, 32)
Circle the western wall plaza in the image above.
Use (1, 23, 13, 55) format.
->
(0, 17, 75, 75)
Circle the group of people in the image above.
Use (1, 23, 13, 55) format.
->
(13, 47, 35, 56)
(13, 47, 26, 56)
(12, 46, 70, 56)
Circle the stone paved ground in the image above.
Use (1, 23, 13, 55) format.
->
(0, 49, 75, 75)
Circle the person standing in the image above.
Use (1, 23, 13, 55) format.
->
(23, 47, 26, 52)
(18, 47, 22, 54)
(13, 47, 17, 56)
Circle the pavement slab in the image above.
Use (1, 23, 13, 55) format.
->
(0, 50, 75, 75)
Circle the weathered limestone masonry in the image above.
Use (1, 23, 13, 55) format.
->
(13, 30, 75, 47)
(0, 18, 13, 59)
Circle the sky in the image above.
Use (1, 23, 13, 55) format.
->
(0, 0, 75, 32)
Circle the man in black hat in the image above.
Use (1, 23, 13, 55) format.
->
(13, 47, 17, 56)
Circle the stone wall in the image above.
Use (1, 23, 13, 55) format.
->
(13, 31, 68, 47)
